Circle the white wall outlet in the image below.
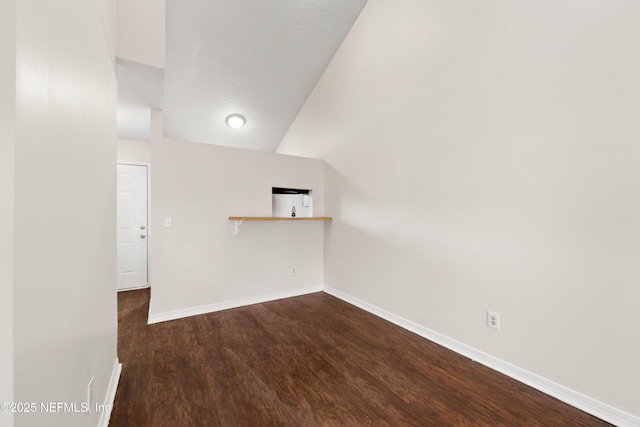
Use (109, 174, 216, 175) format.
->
(487, 311, 500, 330)
(87, 376, 94, 407)
(164, 217, 172, 228)
(291, 267, 297, 275)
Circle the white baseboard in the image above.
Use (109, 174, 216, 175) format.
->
(147, 285, 323, 324)
(323, 286, 640, 427)
(117, 285, 149, 293)
(98, 357, 122, 427)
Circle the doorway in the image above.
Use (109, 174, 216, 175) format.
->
(117, 163, 148, 291)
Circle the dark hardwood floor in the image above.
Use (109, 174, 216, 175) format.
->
(110, 289, 611, 426)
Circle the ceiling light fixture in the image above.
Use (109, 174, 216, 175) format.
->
(226, 114, 246, 129)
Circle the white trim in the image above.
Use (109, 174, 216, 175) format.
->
(98, 357, 122, 427)
(117, 161, 149, 167)
(323, 286, 640, 427)
(147, 285, 323, 324)
(116, 284, 150, 293)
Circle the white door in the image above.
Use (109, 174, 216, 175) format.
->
(117, 164, 148, 290)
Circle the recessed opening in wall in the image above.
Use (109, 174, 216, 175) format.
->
(272, 187, 312, 218)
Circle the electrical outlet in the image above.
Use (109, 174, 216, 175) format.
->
(87, 376, 94, 408)
(291, 267, 297, 275)
(487, 311, 500, 330)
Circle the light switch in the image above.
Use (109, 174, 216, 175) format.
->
(164, 217, 172, 228)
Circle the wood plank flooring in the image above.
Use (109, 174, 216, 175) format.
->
(110, 289, 611, 426)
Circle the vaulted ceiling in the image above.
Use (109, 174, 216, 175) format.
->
(117, 0, 368, 152)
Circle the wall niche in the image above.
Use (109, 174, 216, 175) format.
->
(272, 187, 312, 218)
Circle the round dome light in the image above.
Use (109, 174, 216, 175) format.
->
(226, 114, 246, 129)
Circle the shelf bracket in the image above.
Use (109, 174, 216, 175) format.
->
(234, 220, 244, 236)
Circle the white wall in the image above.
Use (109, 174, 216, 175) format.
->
(11, 0, 118, 426)
(272, 194, 313, 218)
(279, 0, 640, 420)
(148, 111, 325, 320)
(117, 104, 151, 142)
(0, 0, 16, 424)
(116, 0, 165, 68)
(117, 138, 151, 163)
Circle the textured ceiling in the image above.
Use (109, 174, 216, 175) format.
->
(161, 0, 368, 151)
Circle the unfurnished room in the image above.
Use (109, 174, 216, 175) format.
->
(1, 0, 639, 426)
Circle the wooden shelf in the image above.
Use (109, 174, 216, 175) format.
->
(229, 216, 332, 221)
(229, 216, 332, 235)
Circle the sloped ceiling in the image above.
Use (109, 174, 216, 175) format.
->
(117, 58, 164, 141)
(117, 0, 368, 152)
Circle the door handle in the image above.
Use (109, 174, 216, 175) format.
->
(140, 234, 146, 239)
(140, 225, 146, 230)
